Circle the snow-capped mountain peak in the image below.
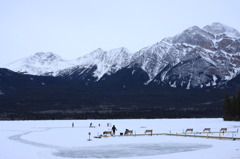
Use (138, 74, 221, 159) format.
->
(5, 52, 74, 76)
(58, 47, 133, 80)
(172, 25, 215, 50)
(4, 22, 240, 89)
(27, 52, 62, 64)
(79, 48, 105, 60)
(203, 22, 240, 38)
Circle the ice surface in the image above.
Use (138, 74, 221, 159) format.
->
(0, 118, 240, 159)
(54, 143, 211, 158)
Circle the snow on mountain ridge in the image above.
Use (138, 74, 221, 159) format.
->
(134, 23, 240, 88)
(4, 22, 240, 88)
(58, 47, 133, 80)
(130, 41, 172, 81)
(5, 52, 76, 76)
(172, 26, 215, 51)
(203, 22, 240, 38)
(5, 48, 132, 78)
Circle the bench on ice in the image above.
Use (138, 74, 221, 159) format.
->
(220, 128, 227, 132)
(125, 130, 133, 135)
(103, 131, 112, 135)
(145, 130, 153, 135)
(185, 128, 193, 133)
(203, 128, 211, 132)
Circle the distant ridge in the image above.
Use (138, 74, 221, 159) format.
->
(5, 22, 240, 89)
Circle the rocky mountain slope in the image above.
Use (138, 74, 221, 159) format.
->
(133, 22, 240, 89)
(1, 22, 240, 119)
(4, 22, 240, 90)
(58, 47, 132, 80)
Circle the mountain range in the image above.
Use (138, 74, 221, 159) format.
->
(1, 22, 240, 119)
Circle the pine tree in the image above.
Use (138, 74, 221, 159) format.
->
(223, 93, 230, 120)
(237, 90, 240, 120)
(223, 90, 240, 121)
(232, 96, 237, 120)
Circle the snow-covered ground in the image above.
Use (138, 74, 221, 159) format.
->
(0, 118, 239, 159)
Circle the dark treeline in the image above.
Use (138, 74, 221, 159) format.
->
(0, 108, 220, 120)
(223, 90, 240, 121)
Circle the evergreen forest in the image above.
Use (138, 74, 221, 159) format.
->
(223, 90, 240, 121)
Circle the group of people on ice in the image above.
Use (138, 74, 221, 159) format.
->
(72, 122, 118, 137)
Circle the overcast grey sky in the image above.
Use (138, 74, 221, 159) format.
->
(0, 0, 240, 66)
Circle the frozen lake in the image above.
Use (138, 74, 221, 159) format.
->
(54, 143, 211, 158)
(0, 118, 239, 159)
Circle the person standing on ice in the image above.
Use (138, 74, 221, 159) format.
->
(112, 125, 117, 135)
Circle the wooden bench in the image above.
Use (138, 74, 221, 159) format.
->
(185, 128, 193, 133)
(220, 128, 227, 132)
(145, 130, 153, 134)
(103, 131, 112, 135)
(203, 128, 211, 132)
(125, 130, 133, 135)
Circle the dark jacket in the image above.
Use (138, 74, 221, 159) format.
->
(112, 125, 117, 131)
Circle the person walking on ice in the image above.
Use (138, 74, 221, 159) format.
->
(112, 125, 117, 135)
